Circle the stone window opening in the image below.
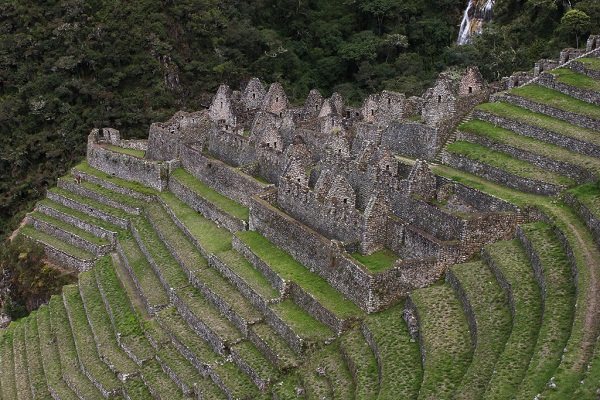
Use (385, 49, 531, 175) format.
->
(274, 141, 277, 149)
(252, 93, 256, 99)
(297, 178, 301, 183)
(220, 101, 223, 108)
(280, 112, 282, 117)
(315, 105, 319, 111)
(207, 163, 212, 169)
(371, 109, 374, 116)
(343, 198, 348, 204)
(338, 149, 342, 154)
(347, 111, 351, 118)
(468, 86, 473, 93)
(437, 95, 442, 103)
(514, 79, 519, 87)
(386, 165, 390, 171)
(388, 98, 391, 105)
(276, 96, 279, 103)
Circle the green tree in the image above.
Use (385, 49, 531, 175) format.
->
(560, 9, 591, 48)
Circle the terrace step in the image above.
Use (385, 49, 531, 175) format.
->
(339, 328, 380, 399)
(116, 230, 170, 314)
(48, 295, 104, 399)
(36, 307, 80, 400)
(407, 283, 473, 399)
(12, 322, 34, 399)
(24, 313, 53, 400)
(446, 261, 512, 399)
(121, 376, 153, 400)
(72, 162, 156, 201)
(248, 322, 300, 372)
(139, 359, 192, 400)
(58, 177, 142, 215)
(568, 57, 600, 80)
(234, 231, 364, 332)
(441, 141, 575, 196)
(539, 68, 600, 106)
(515, 222, 576, 399)
(472, 103, 600, 158)
(362, 303, 423, 399)
(28, 211, 112, 256)
(457, 119, 600, 183)
(0, 326, 18, 400)
(494, 84, 600, 131)
(300, 340, 356, 399)
(19, 225, 95, 271)
(169, 168, 249, 232)
(62, 284, 123, 396)
(482, 239, 543, 399)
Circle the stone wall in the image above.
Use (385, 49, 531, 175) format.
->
(437, 177, 518, 213)
(515, 226, 547, 305)
(87, 132, 170, 191)
(569, 60, 600, 80)
(537, 72, 600, 106)
(22, 232, 94, 272)
(445, 269, 477, 345)
(380, 122, 439, 159)
(180, 142, 270, 207)
(58, 179, 141, 215)
(73, 169, 155, 202)
(564, 194, 600, 248)
(441, 150, 565, 196)
(472, 109, 600, 158)
(46, 191, 129, 229)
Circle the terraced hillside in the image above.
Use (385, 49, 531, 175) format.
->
(1, 42, 600, 399)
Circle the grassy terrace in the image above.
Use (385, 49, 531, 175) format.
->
(475, 102, 600, 146)
(38, 198, 121, 232)
(509, 84, 600, 119)
(78, 271, 139, 375)
(100, 143, 146, 158)
(140, 359, 188, 399)
(11, 323, 31, 399)
(351, 248, 399, 273)
(118, 230, 169, 308)
(236, 230, 364, 319)
(231, 340, 279, 383)
(48, 295, 102, 398)
(446, 141, 576, 187)
(410, 283, 473, 399)
(516, 222, 576, 399)
(578, 57, 600, 70)
(24, 313, 52, 400)
(251, 322, 299, 370)
(74, 161, 158, 196)
(171, 168, 249, 221)
(0, 327, 17, 400)
(459, 120, 600, 175)
(450, 261, 512, 399)
(483, 240, 542, 399)
(567, 182, 600, 218)
(20, 225, 94, 260)
(364, 303, 422, 398)
(430, 164, 600, 394)
(63, 285, 122, 393)
(30, 211, 111, 246)
(36, 307, 79, 400)
(340, 328, 379, 399)
(300, 340, 355, 399)
(272, 299, 334, 342)
(49, 187, 132, 221)
(212, 359, 260, 399)
(73, 177, 146, 210)
(132, 215, 190, 290)
(123, 376, 153, 400)
(157, 342, 205, 394)
(550, 68, 600, 91)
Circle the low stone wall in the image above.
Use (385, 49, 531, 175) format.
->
(445, 269, 477, 345)
(22, 232, 94, 272)
(381, 121, 438, 159)
(73, 169, 154, 201)
(156, 355, 193, 396)
(441, 150, 565, 196)
(58, 179, 141, 215)
(569, 60, 600, 80)
(437, 177, 518, 213)
(156, 316, 211, 376)
(473, 109, 600, 158)
(37, 203, 118, 243)
(403, 297, 425, 366)
(564, 194, 600, 248)
(496, 93, 600, 131)
(481, 248, 516, 317)
(457, 130, 596, 183)
(247, 327, 282, 370)
(46, 191, 129, 229)
(87, 133, 169, 191)
(180, 143, 270, 207)
(232, 236, 288, 294)
(28, 216, 111, 256)
(230, 345, 271, 391)
(115, 241, 158, 315)
(537, 72, 600, 106)
(515, 226, 547, 306)
(360, 322, 382, 389)
(169, 176, 247, 233)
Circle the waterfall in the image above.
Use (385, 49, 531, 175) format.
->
(457, 0, 494, 45)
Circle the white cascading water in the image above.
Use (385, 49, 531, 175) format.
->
(457, 0, 494, 45)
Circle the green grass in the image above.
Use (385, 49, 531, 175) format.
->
(300, 340, 355, 400)
(447, 141, 576, 187)
(251, 323, 299, 370)
(212, 359, 260, 399)
(74, 161, 157, 196)
(566, 182, 600, 218)
(11, 322, 32, 398)
(139, 359, 187, 399)
(101, 143, 146, 158)
(351, 248, 399, 273)
(483, 239, 543, 399)
(550, 68, 600, 91)
(340, 328, 380, 399)
(236, 230, 363, 319)
(271, 299, 334, 341)
(122, 376, 153, 400)
(49, 186, 132, 221)
(577, 57, 600, 71)
(516, 222, 576, 399)
(450, 261, 512, 399)
(364, 302, 422, 399)
(72, 177, 146, 210)
(23, 313, 53, 400)
(20, 225, 95, 260)
(0, 326, 18, 400)
(510, 84, 600, 119)
(231, 340, 279, 383)
(38, 198, 121, 232)
(410, 283, 473, 399)
(30, 211, 111, 246)
(459, 119, 600, 175)
(155, 342, 204, 394)
(171, 168, 249, 221)
(475, 102, 600, 146)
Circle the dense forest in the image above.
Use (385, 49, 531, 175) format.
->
(0, 0, 598, 244)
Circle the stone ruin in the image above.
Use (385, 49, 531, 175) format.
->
(88, 66, 524, 312)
